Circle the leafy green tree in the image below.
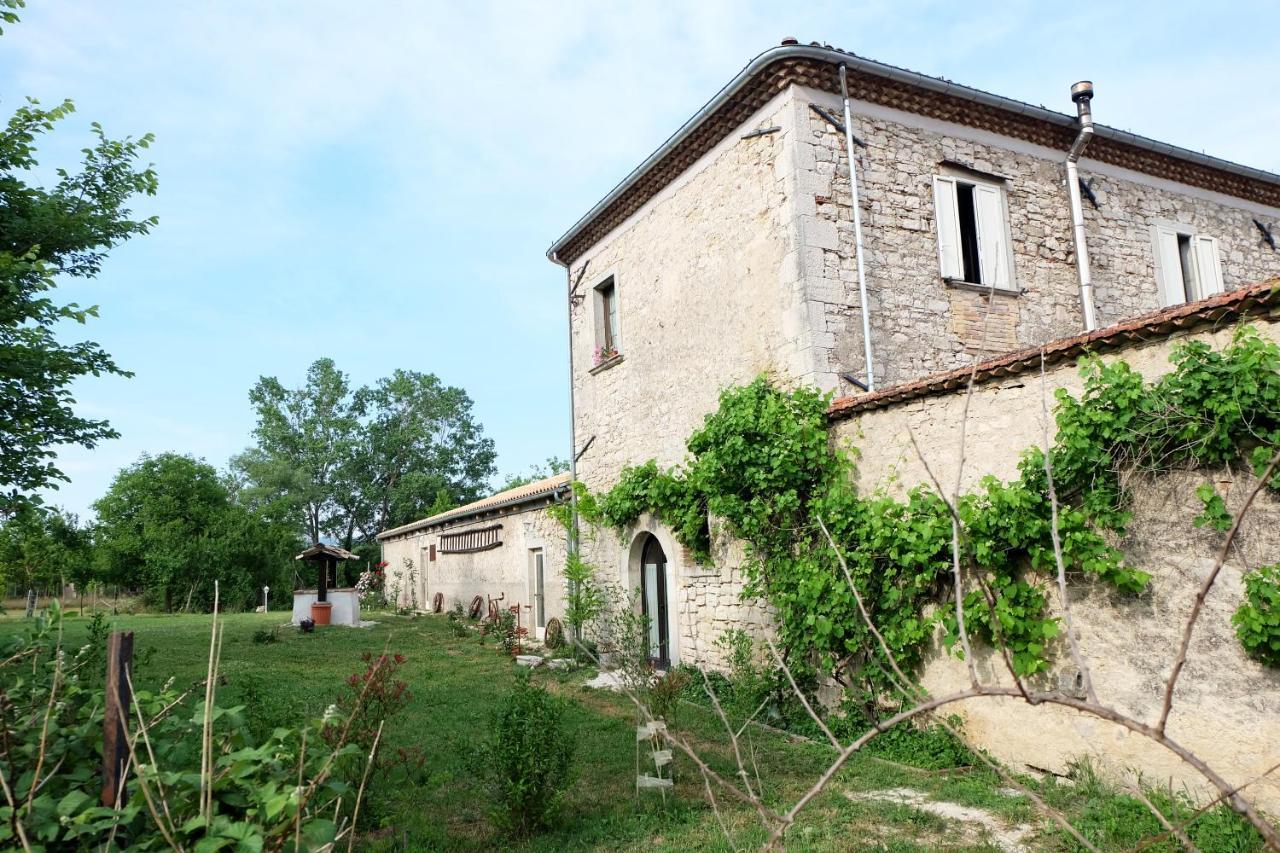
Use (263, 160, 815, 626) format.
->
(94, 453, 294, 611)
(0, 507, 92, 593)
(237, 362, 496, 550)
(238, 358, 360, 546)
(500, 456, 569, 491)
(0, 7, 157, 514)
(346, 369, 497, 541)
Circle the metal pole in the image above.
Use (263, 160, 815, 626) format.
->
(552, 253, 581, 559)
(839, 64, 876, 391)
(1066, 80, 1098, 332)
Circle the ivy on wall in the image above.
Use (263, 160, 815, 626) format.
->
(575, 326, 1280, 708)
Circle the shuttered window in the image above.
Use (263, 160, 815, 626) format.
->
(1152, 224, 1224, 306)
(933, 175, 1014, 291)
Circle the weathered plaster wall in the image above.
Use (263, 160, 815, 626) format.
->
(381, 506, 567, 630)
(793, 85, 1280, 391)
(568, 87, 814, 668)
(831, 317, 1280, 811)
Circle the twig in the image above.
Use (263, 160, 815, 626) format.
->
(346, 719, 384, 853)
(1157, 448, 1280, 734)
(1040, 352, 1097, 703)
(764, 636, 838, 749)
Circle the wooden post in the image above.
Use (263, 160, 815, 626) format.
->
(317, 556, 329, 603)
(101, 631, 135, 808)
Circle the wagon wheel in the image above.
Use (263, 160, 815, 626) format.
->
(432, 592, 443, 613)
(468, 595, 484, 619)
(544, 618, 565, 650)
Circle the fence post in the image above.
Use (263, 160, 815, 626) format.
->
(101, 631, 135, 808)
(24, 589, 35, 618)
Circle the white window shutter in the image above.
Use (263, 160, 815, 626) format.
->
(973, 183, 1010, 290)
(1193, 235, 1224, 297)
(1152, 225, 1184, 306)
(933, 176, 962, 280)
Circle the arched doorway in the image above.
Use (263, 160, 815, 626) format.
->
(640, 535, 670, 667)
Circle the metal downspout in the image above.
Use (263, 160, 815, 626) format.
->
(550, 253, 580, 564)
(839, 64, 876, 391)
(1066, 81, 1098, 332)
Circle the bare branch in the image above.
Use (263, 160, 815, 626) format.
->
(1157, 447, 1280, 734)
(1040, 351, 1097, 704)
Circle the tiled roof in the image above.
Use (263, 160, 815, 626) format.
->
(548, 42, 1280, 266)
(828, 279, 1280, 420)
(375, 473, 571, 541)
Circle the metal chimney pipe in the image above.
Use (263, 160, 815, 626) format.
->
(1065, 80, 1098, 331)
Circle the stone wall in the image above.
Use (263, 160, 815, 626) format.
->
(562, 78, 1280, 677)
(380, 504, 567, 632)
(568, 86, 815, 668)
(794, 85, 1280, 391)
(830, 316, 1280, 812)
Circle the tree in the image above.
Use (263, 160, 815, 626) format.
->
(346, 369, 497, 542)
(238, 359, 360, 546)
(0, 507, 92, 593)
(94, 453, 295, 611)
(237, 362, 496, 550)
(0, 8, 157, 514)
(500, 456, 569, 491)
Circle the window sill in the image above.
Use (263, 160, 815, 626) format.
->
(590, 353, 624, 375)
(943, 277, 1023, 297)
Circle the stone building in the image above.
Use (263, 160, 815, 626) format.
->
(377, 474, 568, 638)
(545, 41, 1280, 671)
(536, 41, 1280, 807)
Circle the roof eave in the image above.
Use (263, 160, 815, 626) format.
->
(375, 482, 570, 542)
(546, 43, 1280, 263)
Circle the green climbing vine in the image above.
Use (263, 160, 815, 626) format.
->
(574, 325, 1280, 710)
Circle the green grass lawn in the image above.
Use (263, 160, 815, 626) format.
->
(0, 609, 1260, 851)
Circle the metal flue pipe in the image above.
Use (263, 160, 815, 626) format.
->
(1065, 80, 1098, 332)
(839, 64, 876, 391)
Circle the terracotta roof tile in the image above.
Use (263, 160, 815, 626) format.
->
(376, 473, 570, 541)
(828, 279, 1280, 420)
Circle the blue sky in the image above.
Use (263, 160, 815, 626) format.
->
(5, 1, 1278, 519)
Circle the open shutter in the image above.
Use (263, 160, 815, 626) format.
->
(1193, 235, 1224, 297)
(933, 176, 962, 280)
(973, 184, 1010, 290)
(1152, 225, 1185, 306)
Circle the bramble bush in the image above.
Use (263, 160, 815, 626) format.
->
(0, 604, 366, 850)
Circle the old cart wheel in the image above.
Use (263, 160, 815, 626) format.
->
(432, 592, 444, 613)
(468, 595, 484, 619)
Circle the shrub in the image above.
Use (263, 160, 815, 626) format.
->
(252, 625, 280, 644)
(446, 602, 469, 637)
(1234, 562, 1280, 666)
(479, 671, 575, 836)
(0, 604, 362, 849)
(648, 667, 691, 728)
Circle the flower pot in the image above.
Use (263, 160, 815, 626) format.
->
(311, 601, 333, 625)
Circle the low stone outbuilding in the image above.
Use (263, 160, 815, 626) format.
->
(377, 474, 569, 639)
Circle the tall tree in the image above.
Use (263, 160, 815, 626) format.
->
(237, 362, 496, 549)
(239, 358, 360, 545)
(0, 6, 157, 514)
(346, 369, 497, 542)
